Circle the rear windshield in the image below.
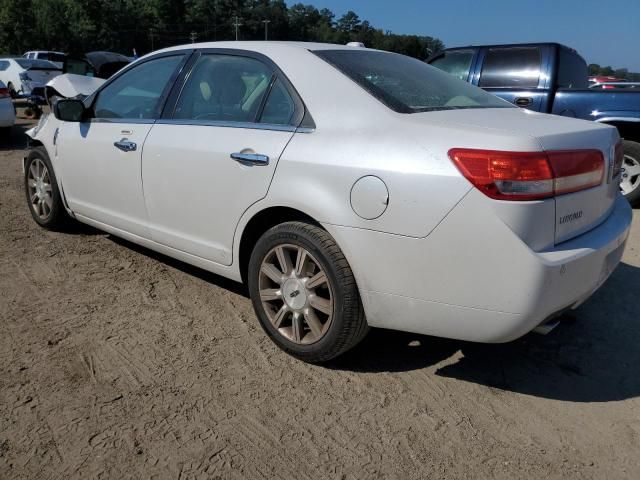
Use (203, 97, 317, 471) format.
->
(15, 59, 60, 70)
(314, 49, 512, 113)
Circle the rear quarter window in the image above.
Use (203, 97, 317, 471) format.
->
(479, 47, 541, 88)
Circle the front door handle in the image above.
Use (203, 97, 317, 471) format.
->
(114, 139, 137, 152)
(514, 97, 533, 107)
(230, 152, 269, 166)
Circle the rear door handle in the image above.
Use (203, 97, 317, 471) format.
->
(114, 139, 137, 152)
(230, 152, 269, 166)
(514, 97, 533, 107)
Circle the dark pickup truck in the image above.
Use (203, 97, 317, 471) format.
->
(427, 43, 640, 205)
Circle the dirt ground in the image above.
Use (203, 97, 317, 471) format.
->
(1, 119, 640, 480)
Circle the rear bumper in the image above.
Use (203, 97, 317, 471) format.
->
(325, 193, 632, 343)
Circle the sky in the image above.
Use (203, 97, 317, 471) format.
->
(285, 0, 640, 71)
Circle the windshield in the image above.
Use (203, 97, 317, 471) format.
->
(314, 49, 512, 113)
(15, 59, 60, 70)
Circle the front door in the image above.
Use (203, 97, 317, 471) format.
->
(55, 53, 187, 237)
(141, 53, 300, 265)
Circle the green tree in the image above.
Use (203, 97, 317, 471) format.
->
(0, 0, 447, 59)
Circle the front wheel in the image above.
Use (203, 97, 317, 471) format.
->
(24, 147, 71, 230)
(248, 221, 369, 363)
(621, 140, 640, 207)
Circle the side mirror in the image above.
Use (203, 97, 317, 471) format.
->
(53, 99, 86, 122)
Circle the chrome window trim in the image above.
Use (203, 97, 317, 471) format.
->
(88, 118, 156, 125)
(595, 117, 640, 123)
(155, 118, 314, 133)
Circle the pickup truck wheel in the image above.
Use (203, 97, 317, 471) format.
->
(621, 140, 640, 207)
(24, 147, 71, 230)
(248, 221, 369, 363)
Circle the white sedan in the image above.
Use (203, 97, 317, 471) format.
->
(0, 58, 61, 97)
(25, 42, 632, 362)
(0, 80, 15, 132)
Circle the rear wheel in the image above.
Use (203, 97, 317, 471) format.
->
(7, 82, 17, 99)
(621, 140, 640, 207)
(24, 147, 70, 230)
(248, 221, 368, 363)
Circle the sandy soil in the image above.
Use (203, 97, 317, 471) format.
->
(1, 119, 640, 480)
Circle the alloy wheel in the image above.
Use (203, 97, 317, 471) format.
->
(27, 158, 53, 220)
(620, 153, 640, 196)
(258, 244, 334, 345)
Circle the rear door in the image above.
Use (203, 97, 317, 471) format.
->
(141, 50, 302, 265)
(475, 46, 550, 112)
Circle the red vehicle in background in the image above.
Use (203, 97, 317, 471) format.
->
(589, 75, 624, 88)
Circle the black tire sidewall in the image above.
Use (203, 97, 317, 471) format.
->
(248, 223, 357, 360)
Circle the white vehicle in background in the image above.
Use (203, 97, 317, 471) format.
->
(24, 42, 632, 362)
(0, 80, 16, 134)
(0, 58, 62, 97)
(23, 51, 66, 69)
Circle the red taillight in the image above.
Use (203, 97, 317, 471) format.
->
(448, 148, 604, 201)
(0, 87, 10, 99)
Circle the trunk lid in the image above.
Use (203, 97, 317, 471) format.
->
(403, 107, 620, 245)
(22, 67, 62, 93)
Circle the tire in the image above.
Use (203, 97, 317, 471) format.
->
(23, 107, 37, 120)
(621, 140, 640, 207)
(24, 147, 71, 230)
(248, 221, 369, 363)
(7, 82, 17, 99)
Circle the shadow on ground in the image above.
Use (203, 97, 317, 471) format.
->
(109, 235, 249, 297)
(104, 226, 640, 403)
(330, 262, 640, 403)
(106, 227, 640, 402)
(0, 121, 30, 152)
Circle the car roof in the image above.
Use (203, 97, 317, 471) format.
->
(155, 40, 378, 56)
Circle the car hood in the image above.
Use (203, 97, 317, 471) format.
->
(46, 73, 105, 99)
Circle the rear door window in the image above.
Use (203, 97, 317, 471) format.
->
(173, 54, 273, 123)
(429, 50, 475, 81)
(479, 47, 541, 88)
